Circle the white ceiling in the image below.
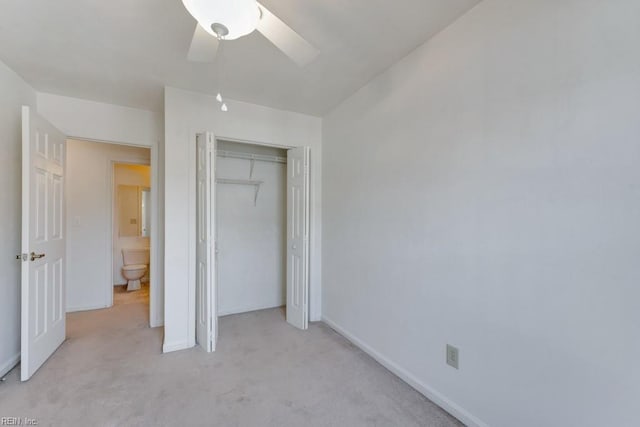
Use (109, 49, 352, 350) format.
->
(0, 0, 479, 116)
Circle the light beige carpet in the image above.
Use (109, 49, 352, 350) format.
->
(0, 300, 462, 427)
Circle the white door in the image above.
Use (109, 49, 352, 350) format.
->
(196, 132, 217, 351)
(20, 106, 66, 381)
(286, 147, 310, 330)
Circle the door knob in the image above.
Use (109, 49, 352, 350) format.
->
(292, 244, 297, 250)
(30, 252, 45, 261)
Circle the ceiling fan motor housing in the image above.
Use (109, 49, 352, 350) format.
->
(182, 0, 260, 40)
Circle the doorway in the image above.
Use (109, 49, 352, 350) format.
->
(194, 134, 311, 352)
(19, 107, 162, 381)
(216, 140, 288, 317)
(111, 162, 152, 309)
(65, 140, 152, 315)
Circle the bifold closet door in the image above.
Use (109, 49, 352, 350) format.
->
(286, 146, 310, 330)
(196, 132, 217, 352)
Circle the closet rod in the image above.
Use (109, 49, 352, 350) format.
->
(216, 149, 287, 164)
(215, 178, 264, 186)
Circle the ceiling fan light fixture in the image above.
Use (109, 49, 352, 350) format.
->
(182, 0, 260, 40)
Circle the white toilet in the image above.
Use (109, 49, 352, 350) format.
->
(122, 248, 149, 291)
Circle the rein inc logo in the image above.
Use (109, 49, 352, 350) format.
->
(1, 418, 38, 426)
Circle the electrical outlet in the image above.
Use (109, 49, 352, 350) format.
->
(446, 344, 459, 369)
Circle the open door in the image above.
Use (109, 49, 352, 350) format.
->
(286, 146, 310, 330)
(20, 106, 66, 381)
(196, 132, 217, 352)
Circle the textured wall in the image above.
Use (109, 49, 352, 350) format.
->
(322, 1, 640, 426)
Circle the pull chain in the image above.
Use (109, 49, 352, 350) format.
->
(215, 34, 228, 112)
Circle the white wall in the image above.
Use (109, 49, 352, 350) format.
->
(217, 146, 287, 316)
(0, 61, 37, 377)
(322, 1, 640, 426)
(113, 164, 151, 285)
(163, 86, 322, 352)
(66, 139, 150, 311)
(37, 93, 161, 147)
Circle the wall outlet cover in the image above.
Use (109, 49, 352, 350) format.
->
(446, 344, 459, 369)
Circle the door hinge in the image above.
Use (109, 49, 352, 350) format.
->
(16, 253, 28, 261)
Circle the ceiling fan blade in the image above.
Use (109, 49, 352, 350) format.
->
(255, 2, 319, 67)
(188, 24, 219, 63)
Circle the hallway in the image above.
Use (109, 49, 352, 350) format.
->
(0, 301, 460, 426)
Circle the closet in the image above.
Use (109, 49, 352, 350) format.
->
(195, 133, 310, 352)
(215, 140, 287, 316)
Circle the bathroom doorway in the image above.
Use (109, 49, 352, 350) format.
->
(112, 162, 152, 309)
(65, 139, 154, 320)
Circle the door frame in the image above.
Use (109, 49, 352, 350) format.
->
(66, 136, 162, 328)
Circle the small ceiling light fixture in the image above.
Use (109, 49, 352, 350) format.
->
(181, 0, 260, 41)
(221, 103, 228, 112)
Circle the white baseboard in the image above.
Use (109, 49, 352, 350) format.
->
(218, 302, 284, 317)
(322, 316, 489, 427)
(162, 340, 191, 353)
(66, 304, 109, 313)
(0, 353, 20, 378)
(150, 316, 164, 328)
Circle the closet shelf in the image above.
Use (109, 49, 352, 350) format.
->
(216, 150, 287, 164)
(215, 178, 264, 186)
(215, 178, 264, 206)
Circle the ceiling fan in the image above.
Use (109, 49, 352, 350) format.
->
(182, 0, 319, 67)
